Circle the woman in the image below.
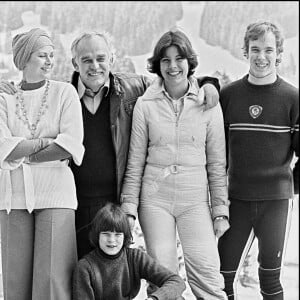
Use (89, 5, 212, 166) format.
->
(121, 29, 229, 299)
(0, 28, 84, 300)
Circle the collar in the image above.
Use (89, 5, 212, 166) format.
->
(143, 76, 199, 101)
(77, 76, 110, 99)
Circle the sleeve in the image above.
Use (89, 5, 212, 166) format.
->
(133, 249, 185, 300)
(206, 103, 229, 219)
(53, 84, 84, 166)
(291, 91, 299, 194)
(72, 259, 96, 300)
(0, 94, 25, 169)
(220, 88, 230, 170)
(120, 98, 148, 218)
(197, 76, 220, 94)
(29, 143, 71, 163)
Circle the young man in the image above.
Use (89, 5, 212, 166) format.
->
(218, 22, 299, 300)
(0, 30, 220, 259)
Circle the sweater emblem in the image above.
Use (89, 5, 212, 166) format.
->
(249, 105, 263, 119)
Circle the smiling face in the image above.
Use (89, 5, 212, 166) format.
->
(72, 35, 113, 91)
(160, 45, 189, 89)
(247, 31, 280, 83)
(23, 45, 54, 82)
(99, 231, 124, 255)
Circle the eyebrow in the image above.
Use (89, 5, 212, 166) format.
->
(80, 54, 107, 60)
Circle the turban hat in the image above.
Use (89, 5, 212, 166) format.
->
(12, 28, 54, 71)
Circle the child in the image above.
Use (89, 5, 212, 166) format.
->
(72, 203, 185, 300)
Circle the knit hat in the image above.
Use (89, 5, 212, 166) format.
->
(12, 28, 54, 70)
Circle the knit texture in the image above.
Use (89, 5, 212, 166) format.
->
(72, 247, 185, 300)
(220, 75, 299, 200)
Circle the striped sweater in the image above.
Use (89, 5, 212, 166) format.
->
(220, 75, 299, 201)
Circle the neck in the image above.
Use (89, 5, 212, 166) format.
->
(248, 71, 277, 85)
(21, 79, 46, 91)
(164, 80, 189, 100)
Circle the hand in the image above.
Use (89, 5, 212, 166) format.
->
(0, 80, 17, 94)
(127, 215, 135, 231)
(213, 218, 230, 239)
(202, 83, 219, 111)
(40, 138, 54, 149)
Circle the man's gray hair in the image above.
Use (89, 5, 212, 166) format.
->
(71, 31, 116, 62)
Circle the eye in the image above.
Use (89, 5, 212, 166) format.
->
(176, 56, 184, 61)
(161, 58, 170, 64)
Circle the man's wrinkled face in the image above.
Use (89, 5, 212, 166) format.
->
(72, 36, 112, 91)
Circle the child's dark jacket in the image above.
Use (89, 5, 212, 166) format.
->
(72, 247, 185, 300)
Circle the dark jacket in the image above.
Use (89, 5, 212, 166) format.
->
(70, 71, 220, 202)
(71, 71, 151, 200)
(72, 247, 185, 300)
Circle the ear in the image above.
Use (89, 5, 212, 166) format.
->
(72, 58, 79, 71)
(276, 52, 282, 66)
(109, 53, 116, 68)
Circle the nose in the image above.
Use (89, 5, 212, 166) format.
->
(107, 234, 116, 242)
(90, 60, 99, 70)
(169, 59, 177, 69)
(257, 51, 266, 59)
(45, 56, 51, 64)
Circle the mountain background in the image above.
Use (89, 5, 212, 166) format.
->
(0, 2, 298, 299)
(0, 1, 298, 86)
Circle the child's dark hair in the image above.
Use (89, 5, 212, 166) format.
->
(147, 29, 198, 78)
(89, 203, 133, 249)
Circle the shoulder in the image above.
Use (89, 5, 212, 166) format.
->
(112, 72, 152, 94)
(278, 77, 299, 98)
(49, 79, 78, 93)
(221, 77, 244, 95)
(76, 251, 98, 271)
(126, 247, 153, 264)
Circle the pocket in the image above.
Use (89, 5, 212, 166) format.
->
(141, 167, 165, 198)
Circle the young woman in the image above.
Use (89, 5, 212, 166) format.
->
(0, 28, 84, 300)
(121, 29, 229, 299)
(72, 203, 185, 300)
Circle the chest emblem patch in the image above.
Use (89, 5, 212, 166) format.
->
(249, 105, 263, 119)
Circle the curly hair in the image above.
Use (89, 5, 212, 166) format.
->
(89, 203, 133, 250)
(242, 21, 284, 66)
(147, 29, 198, 77)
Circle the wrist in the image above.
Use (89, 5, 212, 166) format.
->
(214, 215, 228, 222)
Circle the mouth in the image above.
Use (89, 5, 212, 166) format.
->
(255, 62, 268, 69)
(167, 71, 181, 77)
(88, 72, 103, 77)
(41, 66, 52, 72)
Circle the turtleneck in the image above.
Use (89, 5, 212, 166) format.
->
(21, 79, 46, 91)
(96, 246, 124, 260)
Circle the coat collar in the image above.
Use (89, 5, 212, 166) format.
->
(142, 76, 200, 102)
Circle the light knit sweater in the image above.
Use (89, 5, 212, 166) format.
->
(0, 80, 84, 212)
